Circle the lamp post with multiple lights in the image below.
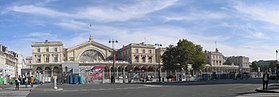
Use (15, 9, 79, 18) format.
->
(276, 50, 278, 78)
(155, 43, 162, 82)
(109, 40, 118, 83)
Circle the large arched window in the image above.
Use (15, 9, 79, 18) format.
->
(79, 49, 104, 62)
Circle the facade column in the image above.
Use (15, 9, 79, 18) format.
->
(43, 67, 46, 83)
(51, 66, 54, 78)
(116, 66, 119, 79)
(122, 66, 126, 83)
(109, 67, 112, 79)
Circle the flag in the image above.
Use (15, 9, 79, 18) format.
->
(276, 50, 278, 53)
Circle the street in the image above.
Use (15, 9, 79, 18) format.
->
(26, 79, 278, 97)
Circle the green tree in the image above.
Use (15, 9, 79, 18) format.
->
(192, 45, 206, 72)
(176, 39, 196, 71)
(251, 61, 260, 72)
(162, 45, 179, 71)
(269, 61, 277, 72)
(161, 39, 206, 74)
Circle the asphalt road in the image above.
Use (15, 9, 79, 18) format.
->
(27, 79, 275, 97)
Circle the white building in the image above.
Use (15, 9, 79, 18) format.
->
(204, 48, 239, 75)
(225, 56, 250, 73)
(0, 44, 22, 79)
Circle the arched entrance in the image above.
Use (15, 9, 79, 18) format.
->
(36, 67, 43, 74)
(53, 67, 60, 76)
(35, 67, 43, 83)
(79, 49, 105, 62)
(45, 67, 51, 82)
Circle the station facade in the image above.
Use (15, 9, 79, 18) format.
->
(30, 35, 164, 83)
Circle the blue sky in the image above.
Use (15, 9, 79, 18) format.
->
(1, 0, 279, 61)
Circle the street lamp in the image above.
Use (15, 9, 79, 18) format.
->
(109, 40, 118, 83)
(276, 50, 278, 78)
(155, 43, 162, 82)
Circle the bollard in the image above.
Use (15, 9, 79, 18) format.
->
(53, 76, 57, 89)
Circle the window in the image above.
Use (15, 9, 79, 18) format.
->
(37, 55, 41, 63)
(135, 49, 139, 53)
(54, 55, 58, 62)
(149, 50, 152, 54)
(148, 57, 152, 63)
(142, 49, 145, 54)
(142, 56, 146, 63)
(37, 48, 40, 52)
(46, 48, 49, 52)
(70, 57, 74, 61)
(135, 56, 139, 62)
(54, 48, 58, 52)
(45, 54, 50, 63)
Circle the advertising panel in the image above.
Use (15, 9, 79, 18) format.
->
(80, 65, 104, 82)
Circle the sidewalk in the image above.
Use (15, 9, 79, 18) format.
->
(0, 85, 39, 97)
(255, 83, 279, 93)
(1, 84, 39, 91)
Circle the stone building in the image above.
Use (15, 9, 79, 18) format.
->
(24, 57, 32, 69)
(224, 56, 250, 73)
(155, 48, 166, 64)
(0, 44, 20, 78)
(31, 40, 64, 82)
(30, 35, 167, 82)
(117, 43, 160, 70)
(204, 48, 239, 75)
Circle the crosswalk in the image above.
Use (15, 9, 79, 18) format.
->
(237, 93, 279, 97)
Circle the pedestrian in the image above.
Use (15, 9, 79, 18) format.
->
(18, 75, 22, 84)
(30, 76, 35, 88)
(25, 77, 29, 88)
(262, 72, 269, 90)
(15, 78, 20, 90)
(179, 75, 182, 82)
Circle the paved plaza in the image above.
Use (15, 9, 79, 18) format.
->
(1, 79, 279, 97)
(25, 79, 279, 97)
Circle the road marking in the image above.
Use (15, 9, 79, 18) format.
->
(144, 85, 164, 87)
(34, 86, 150, 92)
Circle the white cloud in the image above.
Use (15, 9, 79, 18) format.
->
(23, 32, 58, 42)
(56, 20, 90, 31)
(27, 32, 52, 37)
(209, 43, 276, 62)
(77, 0, 178, 22)
(9, 5, 70, 17)
(233, 1, 279, 26)
(6, 0, 277, 62)
(251, 32, 266, 39)
(164, 11, 226, 22)
(8, 0, 179, 22)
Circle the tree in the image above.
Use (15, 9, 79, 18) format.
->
(269, 61, 277, 72)
(162, 45, 179, 71)
(176, 39, 196, 71)
(161, 39, 206, 75)
(251, 61, 260, 72)
(192, 45, 206, 72)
